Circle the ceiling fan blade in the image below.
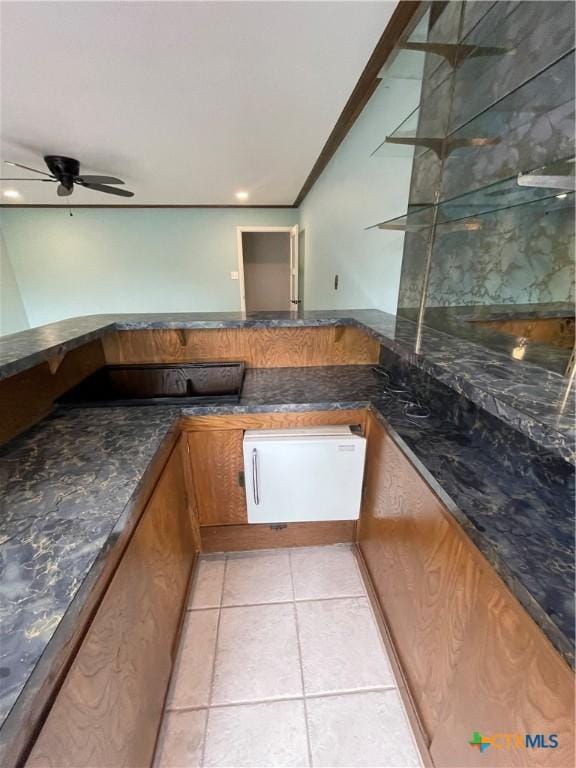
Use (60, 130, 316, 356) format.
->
(5, 161, 55, 178)
(81, 182, 134, 197)
(57, 183, 72, 197)
(0, 177, 54, 181)
(76, 175, 125, 185)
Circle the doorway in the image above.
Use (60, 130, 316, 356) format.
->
(237, 226, 299, 312)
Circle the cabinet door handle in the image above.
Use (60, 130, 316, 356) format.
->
(251, 448, 260, 505)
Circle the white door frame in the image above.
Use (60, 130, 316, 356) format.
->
(236, 226, 299, 312)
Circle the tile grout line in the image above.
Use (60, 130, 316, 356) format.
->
(352, 549, 400, 665)
(350, 546, 369, 599)
(200, 553, 228, 768)
(188, 592, 368, 611)
(165, 684, 399, 714)
(288, 549, 314, 768)
(186, 548, 409, 765)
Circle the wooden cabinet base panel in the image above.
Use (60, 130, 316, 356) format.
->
(354, 545, 433, 768)
(200, 521, 356, 552)
(357, 413, 574, 768)
(103, 326, 380, 368)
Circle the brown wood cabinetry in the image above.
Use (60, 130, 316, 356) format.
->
(25, 438, 197, 768)
(0, 339, 106, 445)
(186, 429, 247, 526)
(102, 326, 380, 367)
(430, 563, 575, 768)
(183, 409, 368, 529)
(358, 414, 482, 738)
(358, 413, 574, 768)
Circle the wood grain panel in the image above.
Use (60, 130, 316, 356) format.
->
(181, 408, 367, 433)
(26, 443, 195, 768)
(187, 430, 247, 526)
(430, 567, 575, 768)
(357, 414, 482, 738)
(354, 545, 432, 767)
(201, 520, 355, 552)
(102, 326, 380, 367)
(358, 413, 575, 767)
(0, 339, 105, 445)
(179, 434, 202, 553)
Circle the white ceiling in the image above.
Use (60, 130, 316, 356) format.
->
(0, 1, 397, 206)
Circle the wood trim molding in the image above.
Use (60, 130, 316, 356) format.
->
(293, 0, 422, 207)
(201, 521, 356, 552)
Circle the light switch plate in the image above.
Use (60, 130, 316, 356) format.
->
(230, 271, 239, 280)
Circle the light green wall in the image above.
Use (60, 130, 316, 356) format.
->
(0, 208, 298, 327)
(300, 77, 420, 313)
(0, 229, 29, 335)
(0, 76, 419, 326)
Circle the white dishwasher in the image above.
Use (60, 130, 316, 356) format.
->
(243, 426, 366, 524)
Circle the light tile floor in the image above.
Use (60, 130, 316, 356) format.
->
(154, 545, 422, 768)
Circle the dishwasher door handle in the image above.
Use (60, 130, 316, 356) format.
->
(251, 448, 260, 505)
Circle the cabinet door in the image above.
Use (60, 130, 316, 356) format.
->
(358, 415, 483, 739)
(430, 566, 575, 768)
(187, 430, 247, 526)
(26, 443, 195, 768)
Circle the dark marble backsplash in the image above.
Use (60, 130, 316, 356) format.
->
(379, 344, 574, 481)
(396, 0, 575, 363)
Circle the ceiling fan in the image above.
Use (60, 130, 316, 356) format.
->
(0, 155, 134, 197)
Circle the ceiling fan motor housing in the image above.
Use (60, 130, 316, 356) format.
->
(44, 155, 79, 190)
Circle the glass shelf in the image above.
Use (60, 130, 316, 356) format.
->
(375, 1, 519, 153)
(367, 158, 575, 233)
(374, 51, 574, 161)
(380, 1, 515, 85)
(374, 38, 574, 161)
(397, 41, 512, 68)
(518, 160, 576, 192)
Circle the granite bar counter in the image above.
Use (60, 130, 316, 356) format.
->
(0, 310, 574, 462)
(0, 406, 182, 758)
(0, 363, 574, 762)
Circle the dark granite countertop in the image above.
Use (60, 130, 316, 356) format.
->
(0, 310, 574, 462)
(0, 406, 181, 761)
(0, 364, 573, 761)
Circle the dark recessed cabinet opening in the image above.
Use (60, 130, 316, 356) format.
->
(57, 362, 245, 407)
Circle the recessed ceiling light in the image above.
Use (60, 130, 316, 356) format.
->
(3, 189, 21, 199)
(235, 191, 249, 201)
(556, 192, 568, 199)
